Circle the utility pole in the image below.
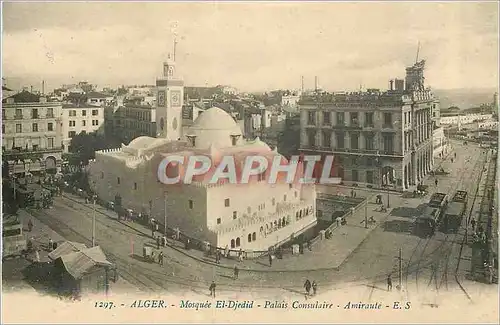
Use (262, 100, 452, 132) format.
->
(92, 195, 96, 247)
(12, 175, 16, 201)
(398, 248, 403, 290)
(164, 192, 167, 237)
(364, 203, 368, 229)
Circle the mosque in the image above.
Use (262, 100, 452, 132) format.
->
(88, 55, 317, 252)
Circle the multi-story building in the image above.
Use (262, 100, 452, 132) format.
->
(440, 113, 493, 126)
(2, 91, 63, 175)
(299, 60, 435, 191)
(61, 104, 105, 152)
(111, 104, 157, 144)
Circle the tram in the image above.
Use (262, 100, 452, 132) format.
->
(442, 190, 468, 233)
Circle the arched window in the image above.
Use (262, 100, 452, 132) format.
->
(248, 234, 252, 243)
(236, 237, 241, 247)
(299, 210, 303, 218)
(296, 212, 299, 220)
(260, 226, 264, 233)
(282, 217, 286, 226)
(231, 239, 235, 248)
(252, 232, 256, 241)
(287, 216, 291, 224)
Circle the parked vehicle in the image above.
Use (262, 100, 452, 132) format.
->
(413, 206, 441, 237)
(442, 191, 468, 233)
(431, 167, 450, 176)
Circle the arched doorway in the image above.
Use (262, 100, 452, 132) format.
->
(45, 156, 57, 175)
(381, 166, 395, 186)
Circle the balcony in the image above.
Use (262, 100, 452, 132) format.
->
(3, 147, 63, 158)
(46, 113, 55, 118)
(14, 114, 23, 119)
(306, 120, 317, 127)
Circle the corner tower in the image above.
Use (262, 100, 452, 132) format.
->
(156, 54, 184, 140)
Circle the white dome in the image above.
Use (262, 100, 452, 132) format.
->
(187, 107, 243, 149)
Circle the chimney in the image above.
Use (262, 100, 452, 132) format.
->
(314, 76, 318, 92)
(389, 80, 394, 91)
(301, 76, 304, 94)
(42, 80, 45, 95)
(30, 85, 33, 93)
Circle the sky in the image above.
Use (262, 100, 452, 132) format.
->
(2, 2, 499, 93)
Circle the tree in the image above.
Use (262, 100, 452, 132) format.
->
(69, 132, 116, 165)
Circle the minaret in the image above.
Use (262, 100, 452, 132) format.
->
(155, 39, 184, 141)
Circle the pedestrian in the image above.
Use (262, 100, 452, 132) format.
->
(151, 250, 155, 263)
(336, 216, 341, 227)
(470, 218, 476, 231)
(233, 265, 239, 280)
(454, 152, 457, 159)
(151, 224, 155, 238)
(158, 251, 164, 266)
(312, 281, 317, 295)
(387, 275, 393, 291)
(215, 250, 220, 264)
(48, 238, 53, 251)
(224, 245, 229, 258)
(209, 281, 216, 298)
(307, 240, 312, 251)
(156, 236, 160, 249)
(304, 279, 312, 296)
(155, 223, 159, 233)
(238, 249, 243, 262)
(435, 179, 438, 187)
(268, 253, 273, 267)
(35, 250, 40, 263)
(185, 238, 190, 250)
(350, 189, 354, 198)
(27, 219, 33, 232)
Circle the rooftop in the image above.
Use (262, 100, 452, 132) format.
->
(62, 103, 103, 109)
(86, 91, 112, 98)
(2, 90, 43, 104)
(298, 91, 410, 105)
(59, 246, 113, 279)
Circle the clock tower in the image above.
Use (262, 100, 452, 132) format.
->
(156, 53, 184, 140)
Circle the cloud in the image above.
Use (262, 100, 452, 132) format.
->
(2, 2, 498, 92)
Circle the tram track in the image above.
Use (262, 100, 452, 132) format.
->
(404, 148, 487, 300)
(21, 147, 488, 298)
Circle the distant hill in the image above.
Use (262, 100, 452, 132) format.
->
(433, 88, 497, 110)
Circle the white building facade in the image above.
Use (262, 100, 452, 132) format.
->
(440, 113, 493, 126)
(88, 107, 316, 252)
(61, 105, 105, 152)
